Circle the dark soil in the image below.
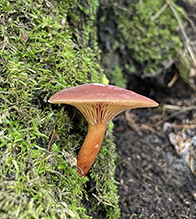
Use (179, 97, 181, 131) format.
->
(114, 75, 196, 219)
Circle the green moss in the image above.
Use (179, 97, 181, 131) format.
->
(98, 0, 183, 82)
(124, 2, 179, 72)
(0, 0, 120, 218)
(111, 66, 127, 88)
(117, 0, 183, 73)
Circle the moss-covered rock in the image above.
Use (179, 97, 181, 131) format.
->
(0, 0, 120, 218)
(98, 0, 183, 84)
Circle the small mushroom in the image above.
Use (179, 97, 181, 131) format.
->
(48, 83, 158, 176)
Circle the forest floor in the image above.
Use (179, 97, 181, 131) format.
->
(114, 74, 196, 219)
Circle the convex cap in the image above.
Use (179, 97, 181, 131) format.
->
(48, 83, 158, 125)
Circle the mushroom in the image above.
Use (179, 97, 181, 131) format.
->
(48, 83, 158, 176)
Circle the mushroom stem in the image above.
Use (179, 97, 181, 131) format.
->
(76, 123, 107, 176)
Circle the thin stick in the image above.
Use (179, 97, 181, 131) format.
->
(151, 3, 168, 21)
(73, 165, 84, 175)
(167, 72, 179, 87)
(157, 106, 196, 126)
(48, 129, 56, 151)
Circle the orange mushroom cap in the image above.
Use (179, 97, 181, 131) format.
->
(48, 83, 158, 125)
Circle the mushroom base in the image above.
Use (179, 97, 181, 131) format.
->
(76, 123, 107, 176)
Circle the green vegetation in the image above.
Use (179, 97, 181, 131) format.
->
(99, 0, 184, 85)
(111, 66, 127, 88)
(0, 0, 120, 218)
(117, 0, 183, 73)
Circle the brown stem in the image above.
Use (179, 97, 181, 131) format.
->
(76, 123, 107, 176)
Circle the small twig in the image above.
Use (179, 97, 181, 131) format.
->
(157, 106, 196, 126)
(167, 72, 179, 87)
(151, 3, 168, 21)
(177, 124, 196, 129)
(48, 129, 56, 151)
(71, 109, 77, 121)
(21, 30, 28, 42)
(186, 153, 196, 175)
(1, 37, 8, 52)
(141, 124, 158, 134)
(125, 110, 142, 136)
(73, 165, 84, 175)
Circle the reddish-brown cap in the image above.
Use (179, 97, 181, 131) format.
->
(48, 83, 158, 124)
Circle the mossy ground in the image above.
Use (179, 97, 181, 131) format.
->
(0, 0, 120, 218)
(118, 0, 183, 73)
(98, 0, 184, 85)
